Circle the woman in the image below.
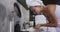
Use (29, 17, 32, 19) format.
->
(34, 0, 57, 28)
(37, 0, 60, 32)
(26, 0, 57, 32)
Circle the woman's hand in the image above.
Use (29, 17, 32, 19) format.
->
(34, 24, 41, 29)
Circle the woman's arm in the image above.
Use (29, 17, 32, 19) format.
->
(41, 5, 57, 27)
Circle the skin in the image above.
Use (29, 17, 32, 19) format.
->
(30, 6, 44, 14)
(30, 5, 57, 29)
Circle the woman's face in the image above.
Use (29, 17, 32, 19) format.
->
(31, 6, 44, 14)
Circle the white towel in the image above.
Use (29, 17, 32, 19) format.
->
(26, 0, 44, 7)
(35, 15, 47, 25)
(26, 27, 57, 32)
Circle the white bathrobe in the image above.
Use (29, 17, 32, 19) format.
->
(55, 5, 60, 32)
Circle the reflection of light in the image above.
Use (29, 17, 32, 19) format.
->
(10, 21, 14, 32)
(33, 15, 35, 17)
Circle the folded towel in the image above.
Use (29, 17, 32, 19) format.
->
(26, 0, 44, 7)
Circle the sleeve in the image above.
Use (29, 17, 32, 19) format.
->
(42, 0, 57, 5)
